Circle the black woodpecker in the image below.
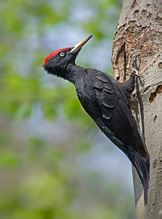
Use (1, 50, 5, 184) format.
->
(43, 35, 150, 204)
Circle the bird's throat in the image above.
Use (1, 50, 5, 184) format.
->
(66, 64, 84, 84)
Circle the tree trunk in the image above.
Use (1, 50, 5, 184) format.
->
(112, 0, 162, 218)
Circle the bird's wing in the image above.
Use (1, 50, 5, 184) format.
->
(82, 70, 150, 203)
(91, 72, 148, 158)
(93, 73, 118, 120)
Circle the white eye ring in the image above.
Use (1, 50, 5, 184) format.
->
(60, 52, 65, 57)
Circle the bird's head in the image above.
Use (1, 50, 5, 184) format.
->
(43, 35, 92, 78)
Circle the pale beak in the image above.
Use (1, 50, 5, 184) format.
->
(70, 35, 93, 53)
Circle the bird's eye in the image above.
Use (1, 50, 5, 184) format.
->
(60, 52, 65, 57)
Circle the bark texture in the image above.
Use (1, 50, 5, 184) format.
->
(112, 0, 162, 218)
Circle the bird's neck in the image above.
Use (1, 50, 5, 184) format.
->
(65, 63, 84, 84)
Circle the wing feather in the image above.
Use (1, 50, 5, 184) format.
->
(94, 74, 117, 120)
(93, 73, 147, 157)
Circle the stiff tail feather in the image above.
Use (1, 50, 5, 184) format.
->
(128, 150, 150, 204)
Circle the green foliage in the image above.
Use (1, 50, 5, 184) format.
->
(0, 0, 135, 218)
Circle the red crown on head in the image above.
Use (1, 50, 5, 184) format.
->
(43, 47, 71, 67)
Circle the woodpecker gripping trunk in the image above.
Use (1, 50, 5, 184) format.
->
(43, 34, 151, 212)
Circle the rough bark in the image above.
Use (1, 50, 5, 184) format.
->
(112, 0, 162, 218)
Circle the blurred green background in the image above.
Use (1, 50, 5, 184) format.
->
(0, 0, 135, 218)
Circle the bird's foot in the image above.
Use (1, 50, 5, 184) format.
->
(132, 54, 143, 77)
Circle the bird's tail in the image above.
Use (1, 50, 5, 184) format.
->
(128, 150, 150, 204)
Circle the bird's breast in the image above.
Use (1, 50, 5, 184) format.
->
(75, 76, 98, 118)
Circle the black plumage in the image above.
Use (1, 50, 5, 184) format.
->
(43, 35, 150, 203)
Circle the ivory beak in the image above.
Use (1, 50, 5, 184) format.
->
(70, 35, 93, 53)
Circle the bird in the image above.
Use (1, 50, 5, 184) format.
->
(43, 35, 150, 204)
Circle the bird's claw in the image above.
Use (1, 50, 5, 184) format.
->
(132, 68, 143, 77)
(132, 54, 143, 77)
